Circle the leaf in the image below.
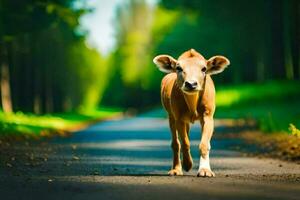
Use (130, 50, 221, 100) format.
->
(72, 156, 80, 160)
(46, 4, 55, 14)
(289, 124, 300, 137)
(6, 163, 13, 168)
(92, 171, 100, 175)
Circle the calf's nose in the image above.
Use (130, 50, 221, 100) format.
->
(184, 81, 198, 90)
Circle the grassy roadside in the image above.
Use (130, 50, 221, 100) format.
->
(215, 80, 300, 133)
(214, 80, 300, 162)
(0, 107, 122, 138)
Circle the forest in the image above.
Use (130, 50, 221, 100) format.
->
(0, 0, 300, 134)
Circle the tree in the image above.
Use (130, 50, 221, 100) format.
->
(0, 0, 108, 113)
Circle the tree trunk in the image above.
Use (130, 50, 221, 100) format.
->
(270, 0, 285, 79)
(283, 0, 294, 80)
(295, 0, 300, 79)
(256, 56, 265, 82)
(33, 33, 42, 114)
(33, 95, 41, 114)
(45, 59, 53, 113)
(0, 45, 13, 113)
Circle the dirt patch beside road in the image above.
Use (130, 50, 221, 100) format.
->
(238, 131, 300, 163)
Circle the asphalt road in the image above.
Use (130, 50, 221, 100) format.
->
(1, 111, 300, 200)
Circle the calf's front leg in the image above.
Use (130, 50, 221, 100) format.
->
(176, 120, 193, 172)
(197, 115, 215, 177)
(168, 116, 183, 175)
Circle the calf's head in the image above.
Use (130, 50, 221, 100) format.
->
(153, 49, 230, 94)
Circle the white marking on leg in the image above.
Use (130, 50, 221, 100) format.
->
(198, 150, 211, 170)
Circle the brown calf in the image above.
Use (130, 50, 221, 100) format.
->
(153, 49, 230, 177)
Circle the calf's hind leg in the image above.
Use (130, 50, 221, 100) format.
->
(168, 116, 183, 176)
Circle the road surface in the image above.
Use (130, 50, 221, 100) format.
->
(0, 111, 300, 200)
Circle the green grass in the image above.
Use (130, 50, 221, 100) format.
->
(0, 107, 122, 136)
(215, 80, 300, 133)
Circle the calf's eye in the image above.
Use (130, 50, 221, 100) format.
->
(176, 66, 183, 72)
(201, 67, 207, 73)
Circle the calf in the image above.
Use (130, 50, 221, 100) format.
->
(153, 49, 230, 177)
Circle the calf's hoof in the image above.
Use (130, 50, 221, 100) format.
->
(197, 168, 215, 177)
(168, 168, 183, 176)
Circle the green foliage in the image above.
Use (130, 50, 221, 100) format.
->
(289, 124, 300, 137)
(216, 81, 300, 107)
(101, 2, 181, 109)
(0, 108, 122, 135)
(115, 0, 152, 85)
(215, 81, 300, 133)
(68, 40, 109, 111)
(141, 6, 181, 90)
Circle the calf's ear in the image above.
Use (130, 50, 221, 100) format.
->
(153, 55, 177, 73)
(206, 55, 230, 75)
